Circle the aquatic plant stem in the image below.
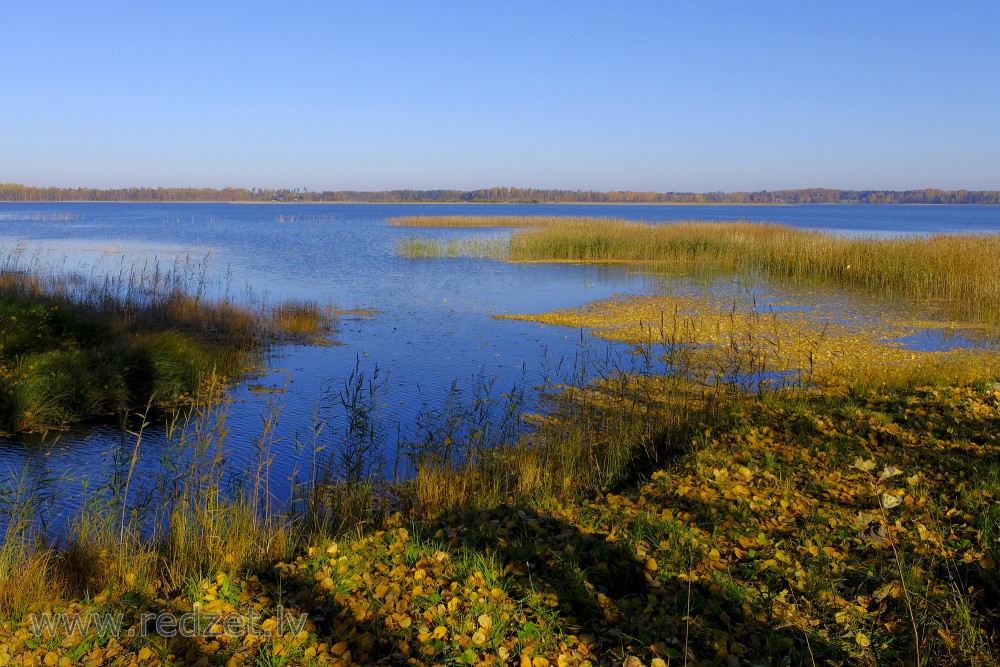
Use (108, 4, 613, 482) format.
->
(118, 402, 151, 544)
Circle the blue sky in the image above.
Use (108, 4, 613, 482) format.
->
(2, 1, 998, 191)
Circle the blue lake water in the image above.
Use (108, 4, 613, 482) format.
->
(1, 202, 998, 526)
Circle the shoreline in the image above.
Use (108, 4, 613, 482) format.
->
(2, 200, 999, 206)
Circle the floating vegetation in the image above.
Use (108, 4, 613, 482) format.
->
(333, 307, 378, 320)
(0, 212, 81, 222)
(274, 214, 337, 223)
(499, 292, 1000, 392)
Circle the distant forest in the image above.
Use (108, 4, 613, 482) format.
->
(2, 183, 999, 205)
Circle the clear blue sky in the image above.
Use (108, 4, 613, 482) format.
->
(2, 1, 998, 192)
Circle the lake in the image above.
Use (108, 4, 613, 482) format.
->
(2, 202, 999, 526)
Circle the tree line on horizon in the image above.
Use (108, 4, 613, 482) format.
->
(1, 183, 998, 205)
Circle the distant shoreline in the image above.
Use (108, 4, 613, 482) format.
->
(0, 200, 800, 206)
(2, 200, 999, 206)
(2, 185, 999, 205)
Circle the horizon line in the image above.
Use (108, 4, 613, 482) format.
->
(4, 183, 1000, 194)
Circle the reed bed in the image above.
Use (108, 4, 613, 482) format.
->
(507, 220, 786, 263)
(269, 299, 338, 345)
(394, 216, 1000, 318)
(750, 230, 1000, 311)
(507, 219, 1000, 318)
(389, 215, 611, 228)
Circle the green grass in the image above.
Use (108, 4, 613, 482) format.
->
(0, 261, 335, 432)
(0, 293, 231, 431)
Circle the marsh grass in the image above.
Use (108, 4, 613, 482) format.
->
(155, 390, 291, 587)
(295, 361, 393, 537)
(270, 299, 323, 336)
(398, 336, 716, 515)
(397, 216, 1000, 321)
(501, 292, 1000, 398)
(0, 253, 335, 432)
(269, 299, 338, 346)
(0, 461, 65, 619)
(0, 377, 299, 616)
(509, 220, 1000, 319)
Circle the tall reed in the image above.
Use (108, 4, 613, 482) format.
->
(399, 326, 720, 515)
(505, 220, 1000, 319)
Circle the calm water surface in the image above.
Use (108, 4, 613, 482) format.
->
(1, 203, 998, 525)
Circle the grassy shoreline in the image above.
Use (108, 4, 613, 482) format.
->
(3, 222, 1000, 665)
(0, 261, 334, 433)
(2, 295, 999, 664)
(2, 373, 998, 665)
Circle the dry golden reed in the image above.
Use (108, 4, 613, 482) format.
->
(509, 220, 1000, 309)
(395, 216, 1000, 319)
